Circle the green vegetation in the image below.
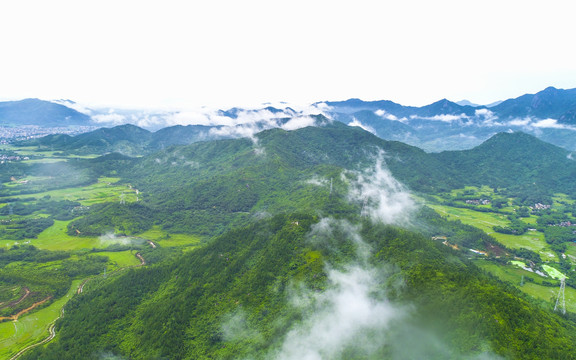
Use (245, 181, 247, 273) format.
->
(3, 125, 576, 359)
(0, 280, 81, 360)
(21, 214, 576, 360)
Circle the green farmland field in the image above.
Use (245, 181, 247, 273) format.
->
(428, 204, 554, 258)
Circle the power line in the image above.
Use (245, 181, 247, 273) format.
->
(554, 277, 566, 315)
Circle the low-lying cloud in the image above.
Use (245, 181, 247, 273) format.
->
(347, 152, 416, 225)
(98, 232, 145, 247)
(274, 218, 404, 360)
(533, 118, 575, 129)
(375, 109, 401, 121)
(348, 118, 377, 134)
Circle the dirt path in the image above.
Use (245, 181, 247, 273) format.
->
(77, 279, 90, 295)
(0, 288, 30, 310)
(136, 252, 146, 265)
(0, 297, 52, 322)
(8, 307, 64, 360)
(9, 251, 148, 359)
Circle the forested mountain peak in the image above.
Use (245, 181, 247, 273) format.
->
(470, 131, 569, 156)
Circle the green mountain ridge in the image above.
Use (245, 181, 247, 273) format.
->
(432, 131, 576, 196)
(22, 213, 576, 359)
(8, 123, 576, 359)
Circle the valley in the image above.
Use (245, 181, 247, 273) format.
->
(1, 122, 576, 359)
(421, 185, 576, 312)
(0, 147, 198, 359)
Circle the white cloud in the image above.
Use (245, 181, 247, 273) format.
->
(348, 118, 376, 134)
(474, 108, 500, 125)
(428, 113, 469, 122)
(375, 109, 399, 121)
(275, 218, 404, 360)
(91, 112, 128, 124)
(474, 108, 491, 117)
(52, 99, 93, 115)
(98, 232, 144, 247)
(533, 118, 573, 129)
(508, 118, 532, 126)
(347, 152, 416, 225)
(276, 263, 401, 360)
(281, 116, 317, 131)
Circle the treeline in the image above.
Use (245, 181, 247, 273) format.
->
(67, 202, 154, 236)
(0, 245, 108, 318)
(0, 197, 85, 220)
(0, 218, 54, 240)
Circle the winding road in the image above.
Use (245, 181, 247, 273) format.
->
(8, 307, 64, 360)
(8, 251, 148, 359)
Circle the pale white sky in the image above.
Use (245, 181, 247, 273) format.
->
(1, 0, 575, 110)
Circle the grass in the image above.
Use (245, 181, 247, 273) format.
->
(0, 279, 81, 359)
(31, 220, 99, 251)
(1, 177, 137, 206)
(542, 264, 568, 280)
(137, 226, 202, 247)
(5, 146, 99, 160)
(428, 203, 554, 258)
(476, 260, 576, 313)
(93, 250, 142, 270)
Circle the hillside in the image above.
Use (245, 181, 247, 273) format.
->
(33, 125, 576, 240)
(19, 124, 152, 155)
(432, 131, 576, 195)
(92, 123, 453, 236)
(5, 123, 576, 359)
(22, 214, 576, 360)
(491, 87, 576, 123)
(0, 98, 91, 126)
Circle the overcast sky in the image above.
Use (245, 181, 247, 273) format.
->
(1, 0, 575, 110)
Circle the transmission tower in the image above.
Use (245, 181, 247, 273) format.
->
(361, 198, 368, 217)
(120, 192, 126, 205)
(554, 277, 566, 315)
(329, 178, 333, 198)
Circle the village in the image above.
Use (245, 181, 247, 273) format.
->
(0, 125, 97, 144)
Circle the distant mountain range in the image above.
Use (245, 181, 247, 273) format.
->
(3, 86, 576, 151)
(18, 121, 576, 199)
(0, 98, 91, 126)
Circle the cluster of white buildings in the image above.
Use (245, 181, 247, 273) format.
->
(0, 125, 98, 144)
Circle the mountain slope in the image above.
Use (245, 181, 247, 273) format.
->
(148, 124, 217, 150)
(20, 124, 152, 155)
(22, 214, 576, 360)
(0, 98, 91, 126)
(432, 131, 576, 195)
(491, 86, 576, 123)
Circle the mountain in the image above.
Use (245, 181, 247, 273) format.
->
(322, 98, 413, 116)
(20, 125, 576, 359)
(336, 110, 418, 142)
(91, 123, 450, 236)
(411, 98, 480, 118)
(7, 86, 576, 155)
(456, 99, 481, 107)
(432, 131, 576, 196)
(320, 89, 576, 152)
(23, 213, 576, 360)
(0, 98, 91, 126)
(147, 124, 218, 150)
(22, 124, 152, 156)
(61, 125, 576, 243)
(491, 86, 576, 123)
